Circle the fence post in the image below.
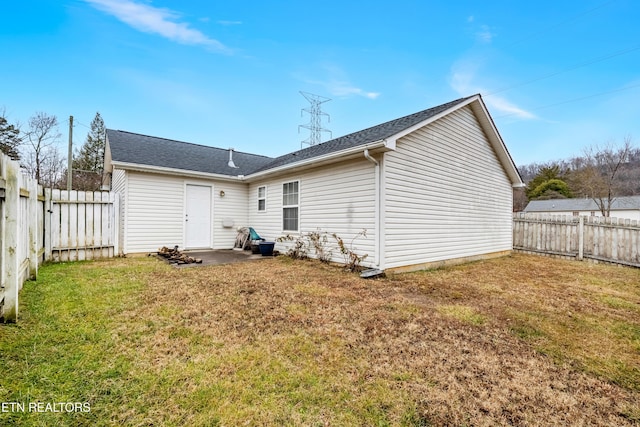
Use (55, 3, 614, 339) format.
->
(578, 216, 584, 261)
(1, 156, 20, 322)
(27, 176, 38, 279)
(112, 192, 120, 257)
(44, 188, 52, 262)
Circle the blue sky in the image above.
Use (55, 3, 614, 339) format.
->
(1, 0, 638, 167)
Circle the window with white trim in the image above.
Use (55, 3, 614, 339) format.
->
(257, 186, 266, 211)
(282, 181, 299, 231)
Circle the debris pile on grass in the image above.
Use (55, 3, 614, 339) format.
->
(156, 246, 202, 265)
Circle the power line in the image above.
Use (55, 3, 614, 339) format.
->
(486, 44, 640, 96)
(499, 0, 618, 50)
(61, 118, 91, 130)
(495, 81, 640, 118)
(74, 121, 92, 130)
(473, 1, 627, 115)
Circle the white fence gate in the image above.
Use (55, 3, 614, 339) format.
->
(46, 189, 119, 262)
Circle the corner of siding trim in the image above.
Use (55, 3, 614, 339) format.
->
(385, 250, 512, 275)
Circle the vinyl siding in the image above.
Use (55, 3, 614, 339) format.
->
(384, 106, 513, 269)
(212, 181, 248, 248)
(126, 172, 184, 253)
(124, 171, 248, 253)
(111, 168, 127, 255)
(248, 158, 376, 266)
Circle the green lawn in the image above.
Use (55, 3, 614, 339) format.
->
(1, 254, 639, 426)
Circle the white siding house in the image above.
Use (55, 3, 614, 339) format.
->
(104, 94, 524, 272)
(383, 105, 514, 271)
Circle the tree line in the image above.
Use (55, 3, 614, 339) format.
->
(515, 138, 640, 216)
(0, 109, 106, 191)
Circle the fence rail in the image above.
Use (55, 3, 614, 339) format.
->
(1, 152, 119, 322)
(513, 213, 640, 267)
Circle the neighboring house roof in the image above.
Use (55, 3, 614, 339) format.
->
(524, 196, 640, 212)
(106, 94, 523, 186)
(107, 130, 273, 177)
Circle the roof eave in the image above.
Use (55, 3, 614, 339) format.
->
(111, 161, 245, 182)
(244, 139, 391, 182)
(467, 96, 524, 187)
(384, 96, 479, 146)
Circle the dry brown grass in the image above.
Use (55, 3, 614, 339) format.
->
(98, 253, 640, 426)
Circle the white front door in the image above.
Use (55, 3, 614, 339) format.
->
(185, 184, 212, 248)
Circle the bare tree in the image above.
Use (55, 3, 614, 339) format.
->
(513, 187, 528, 212)
(569, 137, 634, 216)
(22, 112, 64, 184)
(41, 148, 67, 188)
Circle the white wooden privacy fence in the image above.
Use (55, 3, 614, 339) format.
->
(46, 189, 119, 262)
(0, 154, 40, 323)
(1, 152, 119, 322)
(513, 213, 640, 267)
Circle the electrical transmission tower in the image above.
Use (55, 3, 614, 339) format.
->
(299, 91, 331, 148)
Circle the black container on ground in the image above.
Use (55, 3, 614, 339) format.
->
(259, 242, 275, 256)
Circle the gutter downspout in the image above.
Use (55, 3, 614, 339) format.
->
(364, 149, 381, 267)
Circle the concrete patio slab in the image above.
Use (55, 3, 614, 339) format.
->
(175, 249, 268, 267)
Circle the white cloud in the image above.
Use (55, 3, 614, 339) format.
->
(476, 24, 494, 43)
(295, 64, 380, 100)
(450, 59, 535, 120)
(115, 68, 214, 112)
(484, 96, 536, 120)
(327, 82, 380, 99)
(465, 15, 495, 44)
(86, 0, 230, 53)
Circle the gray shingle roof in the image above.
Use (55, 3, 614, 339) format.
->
(524, 196, 640, 212)
(107, 130, 273, 177)
(251, 95, 475, 173)
(107, 95, 475, 177)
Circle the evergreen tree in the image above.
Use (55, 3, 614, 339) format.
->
(72, 112, 105, 190)
(528, 178, 573, 199)
(524, 165, 575, 201)
(0, 115, 22, 161)
(73, 112, 106, 173)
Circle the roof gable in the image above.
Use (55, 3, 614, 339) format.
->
(250, 96, 475, 174)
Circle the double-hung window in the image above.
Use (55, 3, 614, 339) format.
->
(257, 186, 266, 211)
(282, 181, 299, 231)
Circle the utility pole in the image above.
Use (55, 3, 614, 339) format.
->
(67, 115, 73, 191)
